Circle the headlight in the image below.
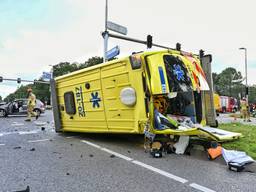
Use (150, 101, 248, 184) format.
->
(120, 87, 136, 106)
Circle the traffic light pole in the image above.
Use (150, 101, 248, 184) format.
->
(0, 77, 50, 84)
(106, 32, 175, 50)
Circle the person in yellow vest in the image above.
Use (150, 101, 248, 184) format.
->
(25, 88, 39, 121)
(240, 97, 251, 122)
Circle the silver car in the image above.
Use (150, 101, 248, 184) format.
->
(0, 99, 45, 117)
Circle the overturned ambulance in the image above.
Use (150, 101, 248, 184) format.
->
(51, 49, 241, 143)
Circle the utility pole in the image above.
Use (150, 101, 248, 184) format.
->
(103, 0, 109, 62)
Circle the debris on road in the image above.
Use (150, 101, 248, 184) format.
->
(13, 146, 21, 149)
(222, 148, 254, 172)
(41, 127, 45, 131)
(207, 146, 222, 160)
(30, 148, 35, 151)
(173, 136, 189, 154)
(110, 154, 115, 158)
(89, 154, 94, 157)
(66, 172, 70, 175)
(14, 186, 30, 192)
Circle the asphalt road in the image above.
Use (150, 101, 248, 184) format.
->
(0, 111, 255, 192)
(217, 112, 256, 125)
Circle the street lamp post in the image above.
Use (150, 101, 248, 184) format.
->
(239, 47, 248, 103)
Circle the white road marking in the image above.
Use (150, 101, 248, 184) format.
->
(190, 183, 216, 192)
(0, 144, 5, 146)
(0, 130, 39, 137)
(66, 136, 74, 139)
(101, 147, 133, 161)
(0, 132, 14, 137)
(81, 140, 188, 184)
(11, 123, 24, 126)
(19, 131, 39, 135)
(81, 140, 101, 149)
(34, 121, 47, 126)
(28, 139, 50, 143)
(132, 160, 188, 183)
(81, 140, 216, 191)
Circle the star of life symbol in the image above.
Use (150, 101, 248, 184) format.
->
(90, 92, 101, 108)
(173, 64, 185, 81)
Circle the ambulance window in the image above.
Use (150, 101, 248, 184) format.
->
(64, 91, 76, 115)
(163, 55, 193, 92)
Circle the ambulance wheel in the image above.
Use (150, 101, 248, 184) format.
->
(215, 120, 218, 127)
(210, 120, 218, 128)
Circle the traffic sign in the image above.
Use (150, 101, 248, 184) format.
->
(106, 46, 120, 60)
(107, 21, 127, 35)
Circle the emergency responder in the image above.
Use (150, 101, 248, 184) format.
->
(240, 97, 251, 122)
(25, 88, 39, 121)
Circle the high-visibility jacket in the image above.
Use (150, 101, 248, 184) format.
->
(27, 93, 36, 106)
(240, 100, 247, 110)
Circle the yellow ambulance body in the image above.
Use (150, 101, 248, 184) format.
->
(51, 50, 240, 141)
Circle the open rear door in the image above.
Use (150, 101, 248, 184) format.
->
(200, 55, 217, 127)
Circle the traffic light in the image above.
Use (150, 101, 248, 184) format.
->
(146, 35, 153, 48)
(0, 76, 2, 82)
(176, 43, 181, 51)
(17, 78, 21, 83)
(199, 49, 205, 57)
(246, 87, 249, 95)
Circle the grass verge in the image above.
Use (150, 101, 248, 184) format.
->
(219, 123, 256, 159)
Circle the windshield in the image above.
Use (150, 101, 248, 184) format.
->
(163, 55, 193, 92)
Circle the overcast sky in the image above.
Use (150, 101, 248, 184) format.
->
(0, 0, 255, 98)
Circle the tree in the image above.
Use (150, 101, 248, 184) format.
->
(0, 95, 2, 102)
(214, 67, 243, 97)
(3, 56, 104, 103)
(53, 62, 79, 78)
(78, 56, 103, 69)
(4, 82, 50, 104)
(249, 86, 256, 103)
(53, 56, 103, 78)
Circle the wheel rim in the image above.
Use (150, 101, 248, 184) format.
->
(34, 109, 40, 116)
(0, 110, 5, 116)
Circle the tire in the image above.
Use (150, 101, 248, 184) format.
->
(33, 109, 41, 117)
(215, 120, 219, 128)
(0, 109, 7, 117)
(210, 120, 219, 128)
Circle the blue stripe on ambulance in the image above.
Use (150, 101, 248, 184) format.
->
(158, 66, 166, 93)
